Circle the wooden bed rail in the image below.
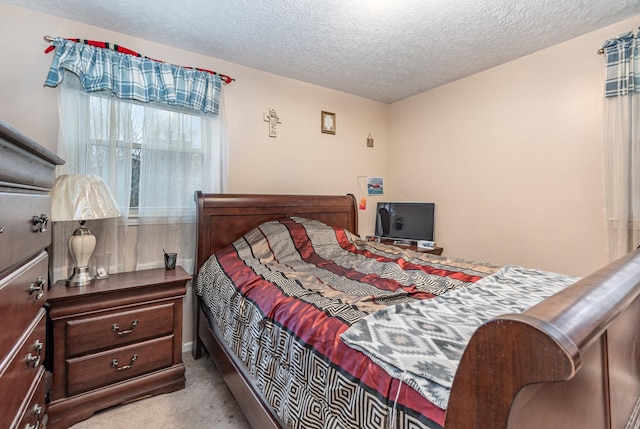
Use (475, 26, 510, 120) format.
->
(446, 249, 640, 429)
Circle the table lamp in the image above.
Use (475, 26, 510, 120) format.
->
(50, 174, 121, 286)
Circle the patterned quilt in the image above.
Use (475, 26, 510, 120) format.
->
(196, 217, 502, 429)
(341, 265, 579, 409)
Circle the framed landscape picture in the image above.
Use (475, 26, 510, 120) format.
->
(367, 177, 384, 195)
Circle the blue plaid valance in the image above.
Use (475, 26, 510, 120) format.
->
(602, 29, 640, 98)
(44, 38, 221, 114)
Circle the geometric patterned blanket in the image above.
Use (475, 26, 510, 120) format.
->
(196, 217, 504, 428)
(341, 265, 579, 409)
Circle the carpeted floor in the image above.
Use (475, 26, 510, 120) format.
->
(69, 352, 252, 429)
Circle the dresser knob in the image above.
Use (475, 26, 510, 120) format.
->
(26, 352, 40, 368)
(25, 416, 41, 429)
(33, 404, 43, 425)
(26, 340, 43, 368)
(29, 277, 45, 300)
(32, 214, 48, 233)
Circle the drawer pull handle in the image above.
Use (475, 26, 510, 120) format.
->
(23, 404, 42, 429)
(25, 413, 41, 429)
(33, 404, 43, 426)
(32, 214, 48, 233)
(111, 319, 139, 335)
(29, 277, 45, 300)
(111, 354, 138, 371)
(26, 340, 43, 368)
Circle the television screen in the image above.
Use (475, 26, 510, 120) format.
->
(375, 202, 435, 242)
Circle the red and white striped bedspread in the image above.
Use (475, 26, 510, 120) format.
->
(196, 217, 500, 429)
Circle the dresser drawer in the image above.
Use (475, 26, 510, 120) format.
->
(67, 335, 174, 396)
(66, 302, 175, 357)
(0, 252, 48, 354)
(14, 367, 47, 429)
(0, 193, 51, 274)
(0, 309, 47, 429)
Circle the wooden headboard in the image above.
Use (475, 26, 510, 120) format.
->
(192, 192, 357, 428)
(194, 192, 358, 273)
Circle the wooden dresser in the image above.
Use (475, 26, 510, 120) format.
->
(0, 120, 64, 429)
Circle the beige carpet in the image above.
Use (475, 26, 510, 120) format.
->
(69, 353, 252, 429)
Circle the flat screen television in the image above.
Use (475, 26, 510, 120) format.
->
(374, 202, 435, 242)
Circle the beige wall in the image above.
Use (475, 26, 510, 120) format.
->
(389, 17, 639, 277)
(0, 3, 389, 349)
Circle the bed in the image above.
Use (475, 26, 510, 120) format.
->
(192, 192, 640, 429)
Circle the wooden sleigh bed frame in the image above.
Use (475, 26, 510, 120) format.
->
(192, 191, 640, 429)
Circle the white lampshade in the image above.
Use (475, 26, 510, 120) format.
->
(50, 174, 120, 287)
(50, 174, 121, 222)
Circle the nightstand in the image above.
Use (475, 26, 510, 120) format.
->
(46, 266, 191, 429)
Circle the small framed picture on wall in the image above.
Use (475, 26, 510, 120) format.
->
(367, 177, 384, 195)
(321, 111, 336, 135)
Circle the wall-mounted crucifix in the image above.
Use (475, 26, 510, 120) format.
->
(263, 108, 282, 138)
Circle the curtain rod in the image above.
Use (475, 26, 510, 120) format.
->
(42, 35, 235, 84)
(598, 28, 640, 55)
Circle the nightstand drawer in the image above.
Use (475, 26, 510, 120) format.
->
(66, 335, 174, 396)
(66, 302, 175, 357)
(0, 309, 46, 429)
(0, 252, 47, 354)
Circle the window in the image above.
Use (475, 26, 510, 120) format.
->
(54, 77, 227, 275)
(82, 93, 212, 222)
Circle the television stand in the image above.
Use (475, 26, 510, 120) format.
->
(379, 239, 444, 256)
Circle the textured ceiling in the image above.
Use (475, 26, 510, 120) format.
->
(4, 0, 640, 103)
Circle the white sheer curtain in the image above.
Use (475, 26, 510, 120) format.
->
(52, 77, 227, 281)
(602, 29, 640, 261)
(603, 94, 640, 260)
(135, 96, 227, 273)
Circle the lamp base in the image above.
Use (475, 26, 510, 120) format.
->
(67, 266, 94, 287)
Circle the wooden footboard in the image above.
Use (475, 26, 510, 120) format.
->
(193, 191, 640, 429)
(447, 248, 640, 429)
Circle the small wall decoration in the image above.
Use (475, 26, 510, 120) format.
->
(366, 133, 374, 148)
(321, 111, 336, 135)
(367, 177, 384, 196)
(263, 108, 282, 138)
(357, 176, 367, 210)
